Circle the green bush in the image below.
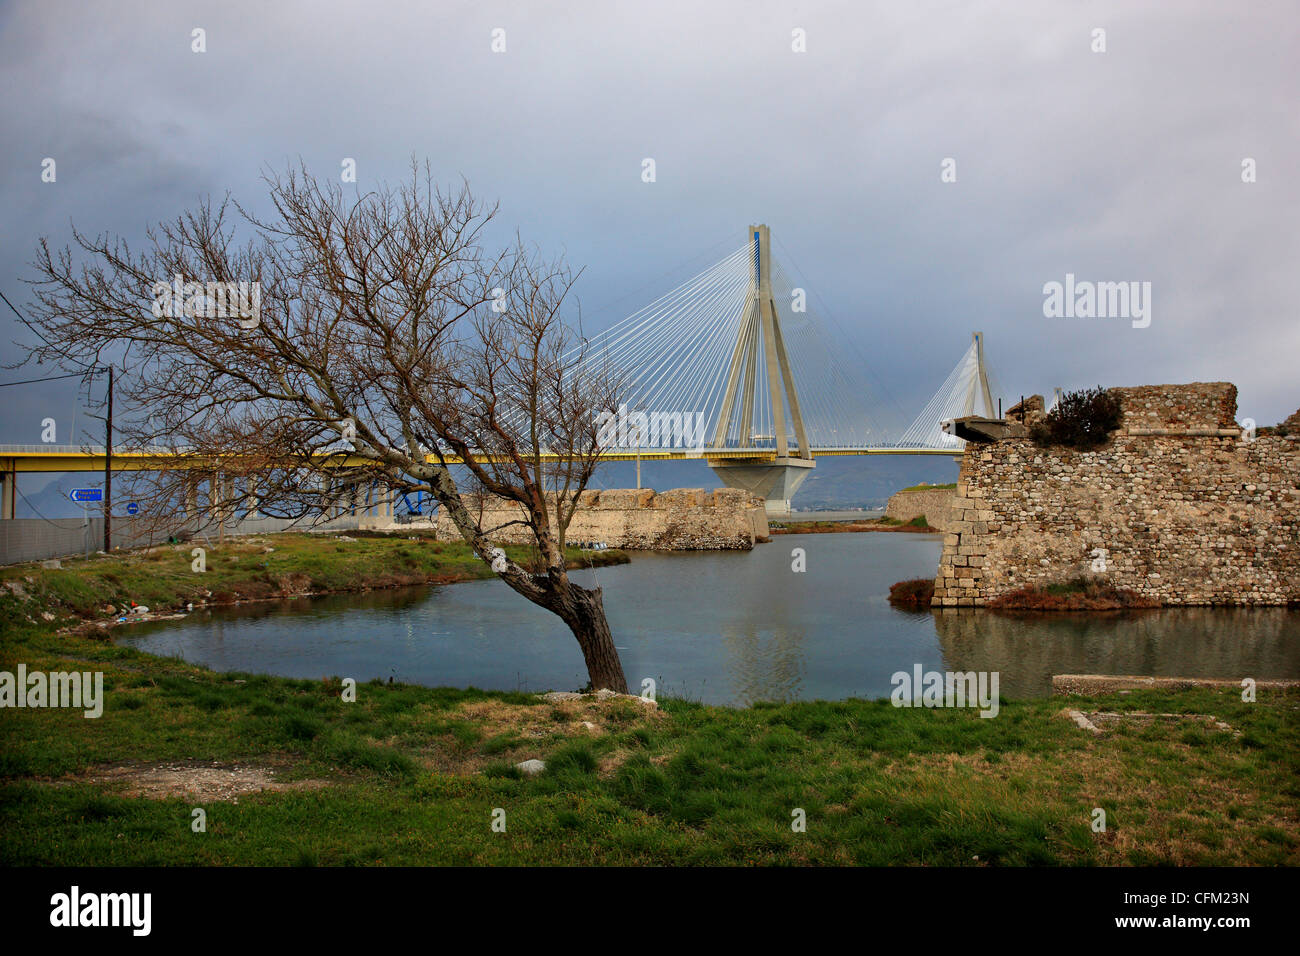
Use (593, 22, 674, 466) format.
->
(1030, 386, 1122, 450)
(888, 578, 934, 607)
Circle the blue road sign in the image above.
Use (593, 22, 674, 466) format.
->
(69, 488, 103, 503)
(126, 502, 139, 515)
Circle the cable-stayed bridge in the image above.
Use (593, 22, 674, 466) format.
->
(0, 225, 1006, 517)
(581, 224, 1002, 510)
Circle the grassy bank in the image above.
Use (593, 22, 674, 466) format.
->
(1, 531, 628, 626)
(1, 537, 1296, 866)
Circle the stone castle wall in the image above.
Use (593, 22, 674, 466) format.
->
(435, 487, 770, 551)
(933, 383, 1300, 607)
(884, 487, 957, 532)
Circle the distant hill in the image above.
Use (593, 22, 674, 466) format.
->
(14, 474, 101, 520)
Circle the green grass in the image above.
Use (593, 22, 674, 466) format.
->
(0, 531, 628, 622)
(2, 611, 1296, 865)
(899, 483, 957, 493)
(1, 533, 1295, 866)
(879, 515, 932, 527)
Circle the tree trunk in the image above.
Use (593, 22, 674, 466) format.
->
(425, 466, 628, 694)
(558, 582, 628, 694)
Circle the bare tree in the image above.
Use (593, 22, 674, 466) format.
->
(20, 161, 629, 693)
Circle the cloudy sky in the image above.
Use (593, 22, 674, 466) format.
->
(2, 0, 1297, 460)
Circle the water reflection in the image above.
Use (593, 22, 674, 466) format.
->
(933, 606, 1300, 698)
(120, 534, 1300, 705)
(721, 623, 806, 705)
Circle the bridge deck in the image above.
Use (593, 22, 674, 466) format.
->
(0, 444, 963, 472)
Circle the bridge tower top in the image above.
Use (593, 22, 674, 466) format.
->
(969, 331, 995, 417)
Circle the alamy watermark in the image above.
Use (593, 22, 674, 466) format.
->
(1, 665, 103, 718)
(151, 275, 260, 329)
(1042, 273, 1151, 328)
(890, 665, 1000, 718)
(596, 404, 707, 451)
(50, 886, 150, 935)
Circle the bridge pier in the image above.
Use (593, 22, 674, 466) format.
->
(1, 467, 15, 520)
(709, 457, 816, 516)
(215, 474, 235, 543)
(182, 475, 198, 523)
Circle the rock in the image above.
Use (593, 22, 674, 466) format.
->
(41, 559, 61, 570)
(1065, 709, 1101, 733)
(516, 759, 546, 776)
(538, 689, 657, 708)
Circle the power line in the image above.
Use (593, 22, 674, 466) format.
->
(0, 286, 103, 375)
(0, 289, 111, 401)
(15, 483, 88, 530)
(0, 370, 88, 389)
(1, 287, 67, 359)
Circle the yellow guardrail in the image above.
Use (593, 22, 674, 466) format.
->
(0, 444, 962, 473)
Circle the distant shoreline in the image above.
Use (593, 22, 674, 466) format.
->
(770, 518, 938, 535)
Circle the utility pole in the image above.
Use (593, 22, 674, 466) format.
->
(103, 365, 113, 553)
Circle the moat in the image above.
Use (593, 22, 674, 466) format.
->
(118, 533, 1300, 706)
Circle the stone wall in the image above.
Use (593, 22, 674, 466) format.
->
(435, 487, 770, 551)
(1111, 383, 1239, 431)
(933, 383, 1300, 607)
(884, 487, 957, 532)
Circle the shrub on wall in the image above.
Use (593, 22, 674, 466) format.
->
(987, 577, 1160, 610)
(1030, 386, 1123, 450)
(1258, 419, 1296, 438)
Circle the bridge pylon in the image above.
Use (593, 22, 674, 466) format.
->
(707, 224, 815, 516)
(966, 331, 995, 417)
